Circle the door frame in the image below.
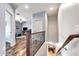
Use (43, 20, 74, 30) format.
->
(5, 10, 12, 45)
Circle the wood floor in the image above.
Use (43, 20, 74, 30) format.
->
(6, 32, 45, 56)
(48, 49, 56, 56)
(6, 36, 26, 56)
(6, 36, 44, 56)
(47, 44, 56, 56)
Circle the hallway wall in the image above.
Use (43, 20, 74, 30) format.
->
(47, 15, 58, 42)
(35, 42, 47, 56)
(22, 20, 31, 30)
(0, 3, 15, 56)
(5, 3, 15, 46)
(32, 11, 45, 33)
(0, 3, 5, 56)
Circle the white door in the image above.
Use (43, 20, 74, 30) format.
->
(5, 11, 12, 43)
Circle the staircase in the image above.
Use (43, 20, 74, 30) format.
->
(47, 34, 79, 56)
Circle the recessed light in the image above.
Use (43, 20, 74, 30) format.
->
(49, 7, 54, 11)
(25, 5, 29, 8)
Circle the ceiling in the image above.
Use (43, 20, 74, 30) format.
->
(11, 3, 60, 20)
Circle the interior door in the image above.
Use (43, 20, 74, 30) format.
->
(5, 10, 12, 45)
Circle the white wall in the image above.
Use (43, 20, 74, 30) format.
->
(0, 3, 5, 56)
(47, 15, 58, 42)
(32, 11, 45, 33)
(45, 13, 48, 41)
(35, 42, 47, 56)
(58, 3, 79, 56)
(0, 3, 15, 56)
(22, 20, 31, 30)
(5, 3, 15, 46)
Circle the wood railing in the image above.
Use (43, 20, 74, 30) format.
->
(30, 31, 45, 56)
(6, 30, 45, 56)
(56, 34, 79, 54)
(31, 31, 45, 35)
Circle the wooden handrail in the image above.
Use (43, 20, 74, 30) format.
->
(31, 31, 45, 35)
(56, 34, 79, 54)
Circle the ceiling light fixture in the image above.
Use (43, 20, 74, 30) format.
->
(49, 7, 54, 11)
(25, 5, 29, 9)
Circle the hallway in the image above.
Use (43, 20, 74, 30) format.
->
(0, 3, 79, 56)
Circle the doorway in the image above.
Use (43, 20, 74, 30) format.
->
(5, 10, 12, 49)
